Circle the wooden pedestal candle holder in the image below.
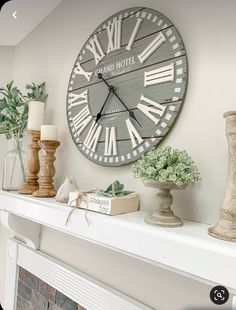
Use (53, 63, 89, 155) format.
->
(33, 140, 60, 198)
(19, 131, 41, 195)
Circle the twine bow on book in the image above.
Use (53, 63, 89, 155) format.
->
(65, 192, 90, 226)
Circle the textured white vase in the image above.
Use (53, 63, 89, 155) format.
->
(208, 111, 236, 241)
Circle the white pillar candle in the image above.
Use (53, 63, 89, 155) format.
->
(41, 125, 58, 141)
(28, 101, 45, 131)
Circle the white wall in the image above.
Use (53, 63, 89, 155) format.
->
(0, 46, 14, 303)
(0, 0, 235, 309)
(12, 0, 236, 225)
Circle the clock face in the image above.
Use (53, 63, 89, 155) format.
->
(67, 7, 188, 166)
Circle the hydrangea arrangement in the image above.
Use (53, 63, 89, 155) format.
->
(132, 146, 200, 186)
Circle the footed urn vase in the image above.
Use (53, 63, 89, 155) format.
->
(208, 111, 236, 241)
(144, 181, 187, 228)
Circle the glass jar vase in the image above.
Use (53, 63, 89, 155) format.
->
(2, 139, 27, 191)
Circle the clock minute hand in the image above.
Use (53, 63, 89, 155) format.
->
(96, 89, 112, 123)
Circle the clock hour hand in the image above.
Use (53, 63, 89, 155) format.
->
(97, 73, 117, 95)
(95, 89, 112, 123)
(97, 72, 112, 89)
(98, 73, 141, 127)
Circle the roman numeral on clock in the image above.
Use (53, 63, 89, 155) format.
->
(144, 63, 174, 87)
(126, 118, 143, 148)
(68, 90, 88, 109)
(138, 32, 166, 63)
(86, 35, 105, 65)
(72, 105, 92, 135)
(74, 62, 93, 82)
(106, 19, 122, 53)
(104, 127, 117, 156)
(83, 120, 102, 152)
(126, 18, 143, 51)
(137, 95, 166, 125)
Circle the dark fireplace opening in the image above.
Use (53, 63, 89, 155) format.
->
(17, 267, 87, 310)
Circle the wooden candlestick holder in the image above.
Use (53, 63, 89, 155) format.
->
(33, 140, 60, 198)
(19, 130, 41, 195)
(208, 111, 236, 241)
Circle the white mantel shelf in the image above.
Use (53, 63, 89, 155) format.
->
(0, 191, 235, 293)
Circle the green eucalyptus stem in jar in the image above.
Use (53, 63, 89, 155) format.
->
(0, 81, 28, 190)
(2, 138, 27, 191)
(16, 139, 26, 182)
(0, 81, 47, 191)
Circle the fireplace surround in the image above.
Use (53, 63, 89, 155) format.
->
(3, 239, 150, 310)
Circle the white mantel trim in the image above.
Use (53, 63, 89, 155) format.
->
(0, 211, 40, 249)
(1, 191, 236, 294)
(4, 239, 19, 310)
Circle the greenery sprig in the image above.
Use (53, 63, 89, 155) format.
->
(0, 81, 28, 140)
(96, 180, 133, 197)
(132, 146, 200, 186)
(25, 82, 48, 102)
(0, 81, 47, 140)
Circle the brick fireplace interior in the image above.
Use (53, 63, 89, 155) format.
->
(17, 268, 86, 310)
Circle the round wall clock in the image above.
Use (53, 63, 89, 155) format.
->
(67, 7, 188, 166)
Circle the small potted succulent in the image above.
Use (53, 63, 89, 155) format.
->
(96, 180, 133, 197)
(132, 146, 200, 228)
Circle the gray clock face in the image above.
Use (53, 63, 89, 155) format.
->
(67, 7, 188, 166)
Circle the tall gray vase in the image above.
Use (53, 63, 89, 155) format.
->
(208, 111, 236, 241)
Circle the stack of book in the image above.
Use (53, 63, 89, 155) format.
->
(68, 191, 139, 215)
